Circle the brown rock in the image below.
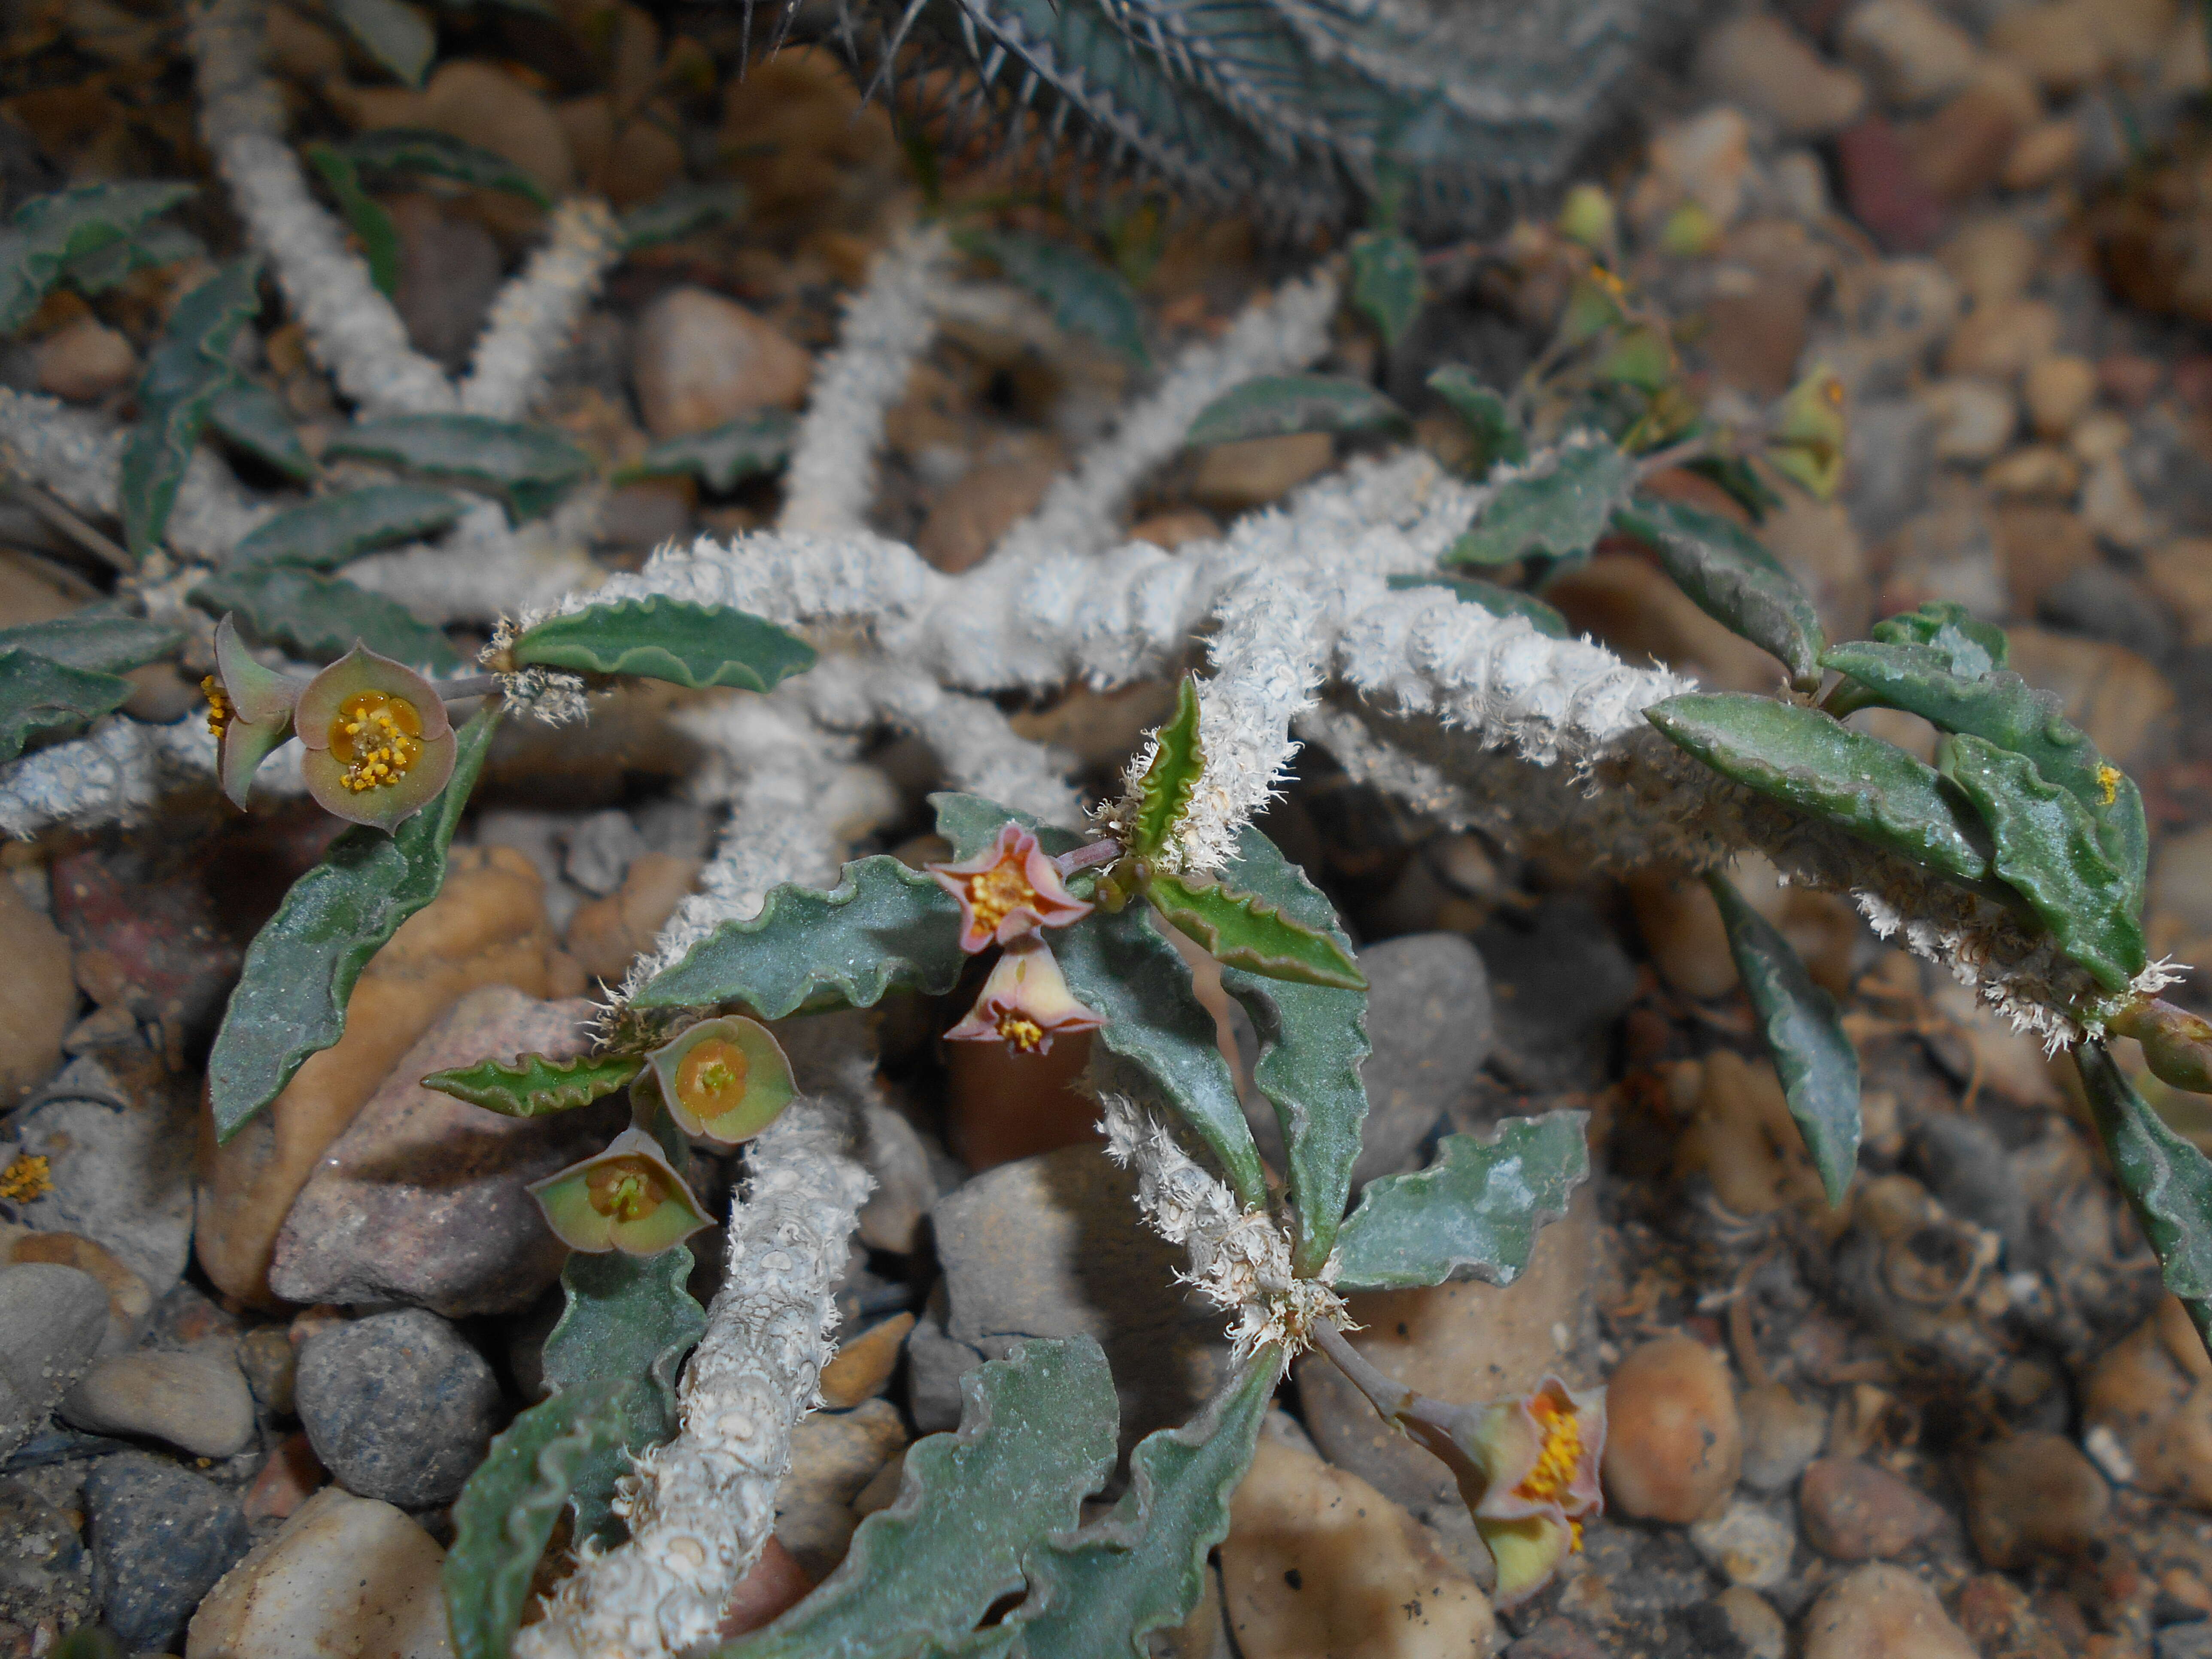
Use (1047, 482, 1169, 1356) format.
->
(1990, 505, 2095, 615)
(1704, 219, 1832, 398)
(1191, 433, 1333, 514)
(1837, 117, 1951, 254)
(1222, 1437, 1496, 1659)
(818, 1313, 915, 1409)
(557, 93, 686, 207)
(715, 47, 901, 231)
(716, 1538, 814, 1639)
(2143, 540, 2212, 647)
(1697, 12, 1866, 139)
(1942, 298, 2061, 381)
(1951, 1572, 2075, 1659)
(1674, 1049, 1831, 1218)
(242, 1430, 325, 1523)
(1802, 1564, 1978, 1659)
(1906, 79, 2029, 203)
(1984, 445, 2080, 499)
(2002, 118, 2081, 190)
(33, 317, 135, 402)
(1988, 0, 2107, 95)
(1799, 1457, 1947, 1560)
(775, 1398, 906, 1579)
(916, 437, 1065, 574)
(0, 548, 93, 627)
(1628, 869, 1738, 999)
(349, 59, 574, 200)
(1939, 217, 2038, 309)
(2024, 354, 2097, 438)
(1762, 491, 1872, 646)
(1961, 1431, 2108, 1568)
(562, 851, 702, 985)
(945, 1030, 1100, 1171)
(2003, 625, 2175, 770)
(1127, 510, 1221, 549)
(2083, 1295, 2212, 1508)
(268, 987, 616, 1316)
(1547, 553, 1781, 693)
(265, 3, 344, 82)
(1739, 1382, 1829, 1493)
(195, 846, 558, 1307)
(237, 1325, 296, 1416)
(631, 286, 813, 439)
(0, 878, 74, 1103)
(1601, 1334, 1742, 1523)
(1840, 0, 1983, 105)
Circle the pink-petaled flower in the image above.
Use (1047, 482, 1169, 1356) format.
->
(927, 824, 1093, 953)
(944, 935, 1106, 1055)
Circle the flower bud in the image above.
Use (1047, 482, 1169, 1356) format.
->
(944, 935, 1106, 1055)
(207, 614, 302, 809)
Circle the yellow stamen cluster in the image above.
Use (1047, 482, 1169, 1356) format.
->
(966, 855, 1039, 939)
(997, 1014, 1047, 1053)
(329, 692, 424, 794)
(202, 676, 234, 738)
(585, 1158, 665, 1223)
(678, 1041, 750, 1116)
(1517, 1393, 1583, 1512)
(0, 1153, 53, 1202)
(2098, 764, 2121, 807)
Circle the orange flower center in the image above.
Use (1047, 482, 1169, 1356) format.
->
(1515, 1393, 1583, 1516)
(203, 676, 234, 737)
(585, 1157, 666, 1223)
(997, 1014, 1047, 1053)
(329, 692, 425, 793)
(678, 1040, 750, 1118)
(966, 855, 1039, 938)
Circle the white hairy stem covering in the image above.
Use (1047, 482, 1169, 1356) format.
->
(343, 494, 605, 623)
(0, 714, 304, 839)
(459, 198, 626, 419)
(517, 1100, 873, 1659)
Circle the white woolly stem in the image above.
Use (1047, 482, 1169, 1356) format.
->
(517, 1101, 872, 1659)
(778, 222, 956, 536)
(191, 0, 457, 418)
(459, 198, 625, 419)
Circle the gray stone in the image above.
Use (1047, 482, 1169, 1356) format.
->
(2159, 1622, 2212, 1659)
(61, 1350, 256, 1458)
(2040, 565, 2178, 666)
(1911, 1115, 2033, 1267)
(1844, 396, 1936, 544)
(1474, 898, 1637, 1085)
(0, 1467, 95, 1643)
(854, 1099, 940, 1256)
(915, 1144, 1232, 1451)
(295, 1310, 500, 1508)
(84, 1450, 249, 1652)
(563, 809, 646, 897)
(1689, 1498, 1797, 1590)
(4, 1057, 194, 1295)
(0, 1264, 110, 1457)
(1349, 933, 1492, 1190)
(269, 988, 619, 1317)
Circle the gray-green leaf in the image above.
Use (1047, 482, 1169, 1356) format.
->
(323, 0, 436, 87)
(229, 484, 468, 570)
(1445, 438, 1632, 569)
(1869, 599, 2007, 674)
(1334, 1112, 1590, 1291)
(1349, 229, 1424, 348)
(338, 128, 551, 207)
(325, 414, 594, 522)
(620, 182, 749, 250)
(304, 144, 401, 296)
(120, 259, 262, 559)
(511, 597, 817, 692)
(1426, 366, 1527, 473)
(0, 650, 132, 763)
(191, 565, 461, 672)
(1186, 375, 1409, 447)
(1616, 497, 1825, 690)
(59, 217, 205, 298)
(1645, 692, 1990, 885)
(1384, 573, 1566, 637)
(207, 379, 316, 480)
(616, 411, 792, 493)
(714, 1337, 1119, 1659)
(958, 229, 1149, 365)
(207, 704, 498, 1139)
(0, 181, 195, 333)
(2079, 1041, 2212, 1360)
(1706, 871, 1860, 1205)
(0, 614, 181, 675)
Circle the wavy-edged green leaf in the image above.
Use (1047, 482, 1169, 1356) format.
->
(207, 378, 315, 480)
(339, 128, 552, 207)
(1819, 641, 2146, 916)
(230, 484, 467, 571)
(120, 259, 262, 559)
(1384, 572, 1567, 637)
(1334, 1112, 1590, 1291)
(324, 0, 436, 87)
(1445, 437, 1632, 569)
(1426, 365, 1527, 473)
(1869, 598, 2007, 674)
(2080, 1041, 2212, 1358)
(997, 1352, 1277, 1659)
(1148, 872, 1364, 991)
(191, 565, 461, 672)
(616, 411, 792, 492)
(422, 1051, 643, 1117)
(1350, 229, 1424, 347)
(512, 597, 817, 692)
(1645, 692, 1990, 884)
(0, 650, 131, 763)
(1683, 454, 1781, 522)
(1707, 871, 1860, 1205)
(0, 181, 194, 333)
(60, 216, 204, 298)
(958, 228, 1148, 365)
(1940, 732, 2146, 992)
(207, 705, 498, 1139)
(1203, 828, 1366, 1276)
(304, 144, 401, 295)
(620, 182, 749, 250)
(630, 855, 966, 1013)
(1185, 374, 1409, 447)
(443, 1381, 629, 1659)
(1616, 497, 1825, 690)
(933, 793, 1267, 1211)
(1127, 675, 1202, 860)
(715, 1337, 1118, 1659)
(325, 414, 593, 522)
(541, 1246, 707, 1542)
(0, 614, 181, 674)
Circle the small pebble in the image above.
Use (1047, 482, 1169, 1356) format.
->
(61, 1349, 257, 1458)
(1738, 1382, 1827, 1494)
(775, 1397, 908, 1579)
(1503, 1616, 1607, 1659)
(295, 1308, 500, 1508)
(1688, 1496, 1796, 1589)
(187, 1486, 448, 1659)
(237, 1325, 298, 1417)
(0, 1262, 111, 1457)
(85, 1450, 250, 1653)
(1799, 1457, 1948, 1561)
(1709, 1586, 1787, 1659)
(243, 1430, 327, 1523)
(1601, 1334, 1742, 1524)
(1802, 1562, 1978, 1659)
(1960, 1431, 2109, 1568)
(631, 286, 812, 438)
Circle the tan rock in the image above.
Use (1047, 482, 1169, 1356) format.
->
(349, 59, 574, 200)
(1191, 433, 1333, 514)
(1990, 503, 2094, 614)
(1938, 218, 2038, 309)
(1674, 1049, 1833, 1219)
(557, 94, 686, 208)
(775, 1398, 907, 1579)
(1126, 510, 1221, 550)
(62, 1349, 256, 1458)
(2002, 117, 2081, 189)
(1601, 1335, 1742, 1523)
(266, 3, 345, 82)
(8, 1229, 151, 1332)
(1629, 868, 1739, 999)
(1961, 1431, 2108, 1568)
(819, 1312, 915, 1409)
(33, 318, 135, 402)
(0, 878, 73, 1103)
(1799, 1457, 1948, 1560)
(1906, 76, 2031, 203)
(2143, 540, 2212, 647)
(0, 548, 92, 628)
(2023, 354, 2097, 438)
(1984, 444, 2080, 499)
(1802, 1564, 1977, 1659)
(195, 847, 557, 1307)
(1919, 379, 2017, 463)
(2083, 1296, 2212, 1509)
(187, 1487, 450, 1659)
(1841, 0, 1984, 105)
(1760, 487, 1872, 645)
(2003, 625, 2175, 771)
(1941, 297, 2061, 381)
(1988, 0, 2109, 94)
(1547, 553, 1781, 693)
(1221, 1437, 1495, 1659)
(562, 851, 701, 986)
(631, 286, 813, 439)
(916, 436, 1065, 574)
(1697, 13, 1866, 138)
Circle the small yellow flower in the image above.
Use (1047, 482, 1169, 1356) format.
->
(294, 645, 457, 831)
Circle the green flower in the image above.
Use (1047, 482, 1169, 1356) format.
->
(204, 614, 301, 809)
(1767, 364, 1847, 500)
(526, 1127, 714, 1256)
(294, 644, 457, 830)
(646, 1016, 797, 1146)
